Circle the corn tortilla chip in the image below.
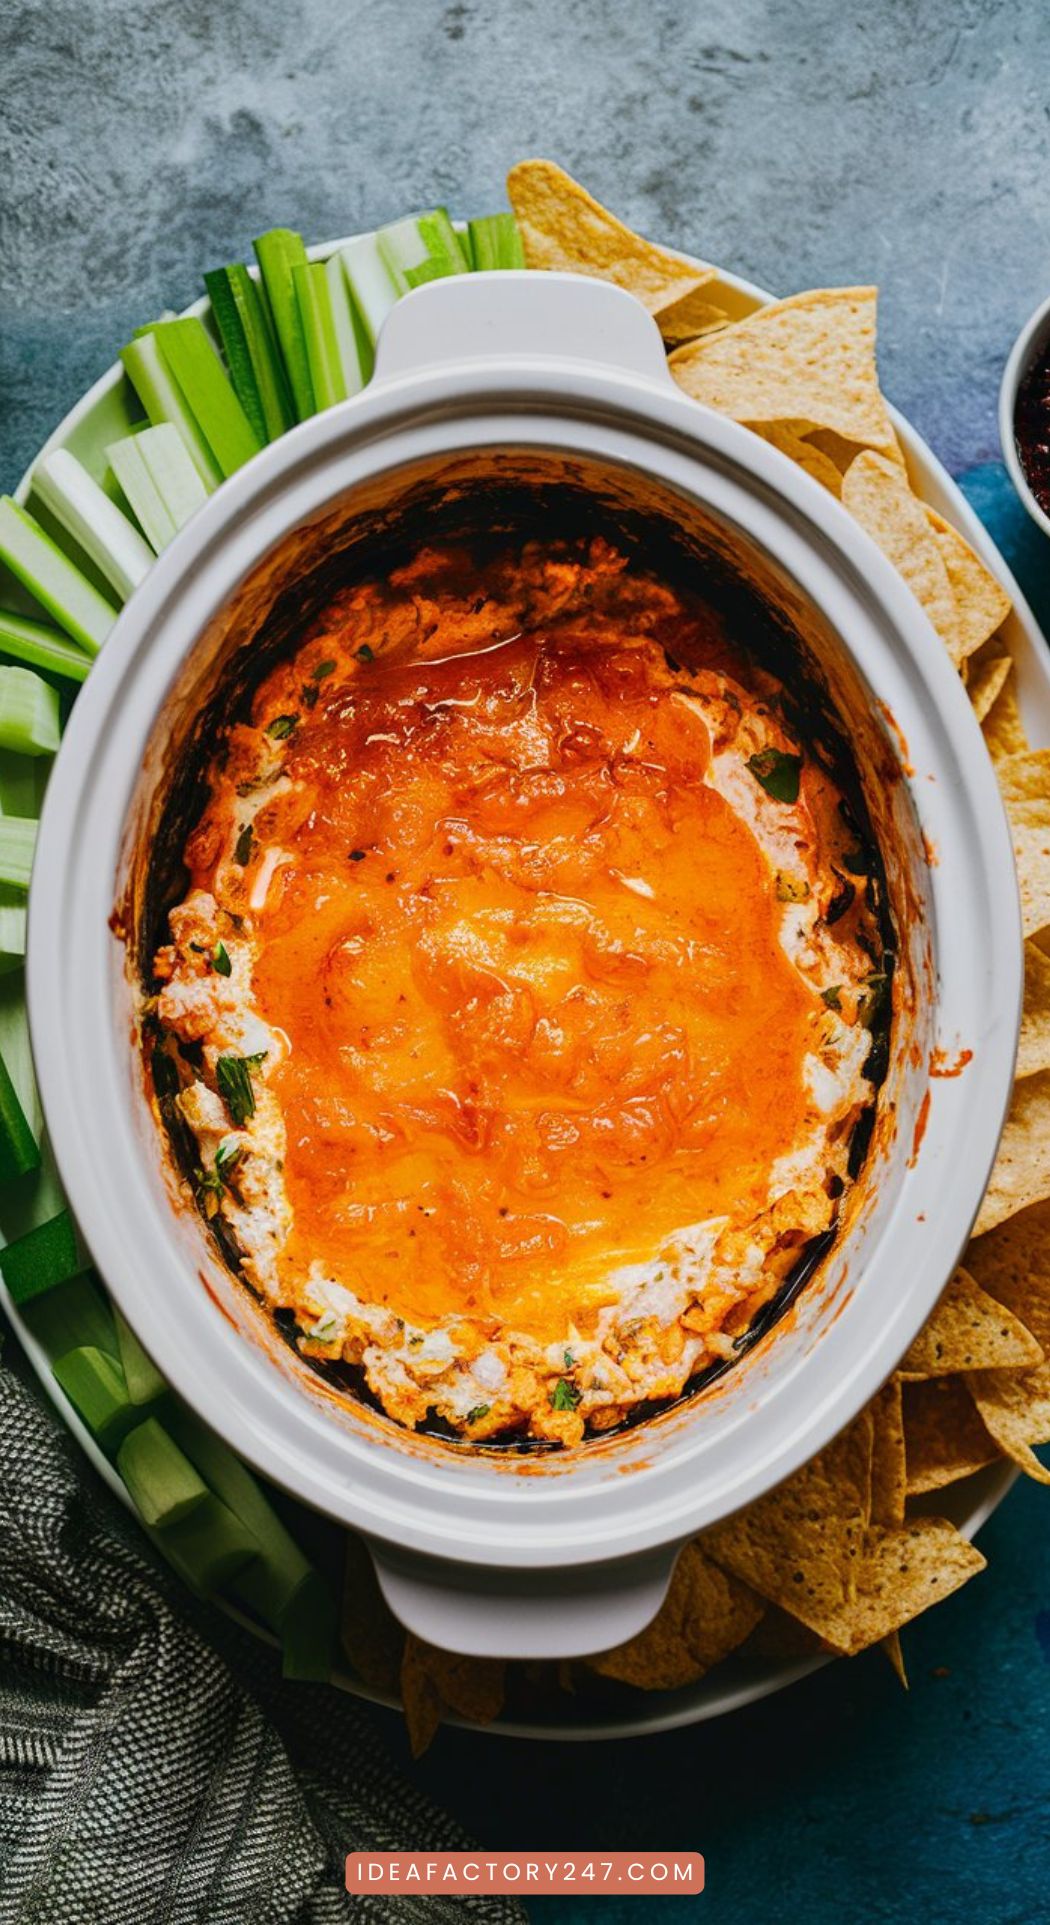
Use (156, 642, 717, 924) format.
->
(587, 1542, 763, 1691)
(966, 651, 1012, 725)
(656, 291, 731, 347)
(506, 159, 714, 314)
(969, 1362, 1050, 1485)
(841, 451, 960, 662)
(742, 1605, 826, 1661)
(808, 424, 905, 475)
(702, 1411, 873, 1641)
(752, 422, 843, 496)
(669, 287, 896, 454)
(993, 757, 1050, 937)
(927, 510, 1011, 662)
(881, 1629, 908, 1687)
(983, 672, 1029, 762)
(870, 1376, 907, 1527)
(903, 1378, 999, 1493)
(400, 1635, 506, 1757)
(1017, 942, 1050, 1079)
(974, 1070, 1050, 1233)
(898, 1266, 1041, 1377)
(819, 1519, 985, 1655)
(964, 1196, 1050, 1347)
(995, 748, 1050, 805)
(340, 1534, 404, 1695)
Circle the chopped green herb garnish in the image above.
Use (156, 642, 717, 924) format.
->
(747, 747, 802, 804)
(215, 1137, 242, 1176)
(212, 941, 232, 977)
(216, 1054, 257, 1126)
(550, 1377, 581, 1412)
(198, 1136, 243, 1200)
(301, 684, 319, 708)
(234, 823, 254, 866)
(356, 643, 374, 662)
(348, 848, 366, 862)
(267, 713, 299, 739)
(466, 1404, 490, 1425)
(822, 985, 843, 1011)
(243, 1049, 269, 1069)
(311, 658, 336, 681)
(563, 1349, 575, 1370)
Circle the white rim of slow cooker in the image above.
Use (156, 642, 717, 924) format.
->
(28, 358, 1021, 1570)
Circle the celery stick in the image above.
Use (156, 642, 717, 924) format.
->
(0, 900, 26, 974)
(152, 1493, 259, 1595)
(0, 499, 116, 655)
(468, 212, 526, 270)
(0, 668, 60, 756)
(105, 436, 176, 554)
(53, 1346, 135, 1450)
(325, 253, 373, 393)
(0, 610, 91, 685)
(32, 449, 153, 603)
(0, 818, 36, 890)
(292, 262, 347, 412)
(253, 229, 315, 421)
(0, 750, 49, 816)
(19, 1273, 116, 1358)
(204, 265, 294, 441)
(153, 319, 262, 479)
(131, 425, 209, 539)
(378, 208, 470, 293)
(337, 234, 398, 346)
(121, 333, 222, 489)
(114, 1304, 167, 1406)
(0, 1208, 86, 1302)
(118, 1418, 207, 1527)
(0, 1046, 39, 1181)
(168, 1401, 313, 1624)
(278, 1570, 337, 1681)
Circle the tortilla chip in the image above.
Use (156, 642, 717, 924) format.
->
(993, 752, 1050, 938)
(656, 292, 732, 347)
(841, 451, 960, 662)
(870, 1376, 907, 1526)
(995, 748, 1050, 805)
(974, 1070, 1050, 1234)
(742, 1605, 827, 1661)
(903, 1377, 999, 1492)
(821, 1519, 985, 1654)
(983, 672, 1029, 762)
(969, 1363, 1050, 1484)
(701, 1410, 873, 1641)
(966, 652, 1012, 726)
(506, 159, 713, 314)
(881, 1629, 908, 1686)
(1016, 942, 1050, 1079)
(669, 287, 896, 453)
(808, 425, 906, 475)
(752, 422, 843, 496)
(399, 1635, 506, 1757)
(898, 1266, 1041, 1377)
(340, 1534, 404, 1695)
(587, 1542, 763, 1691)
(927, 510, 1011, 662)
(964, 1196, 1050, 1346)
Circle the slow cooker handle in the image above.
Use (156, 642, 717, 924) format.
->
(372, 269, 673, 388)
(366, 1540, 680, 1661)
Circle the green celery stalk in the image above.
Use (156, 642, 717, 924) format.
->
(114, 1304, 167, 1406)
(337, 234, 398, 346)
(0, 610, 91, 684)
(378, 207, 470, 292)
(121, 333, 222, 489)
(117, 1418, 208, 1527)
(152, 319, 263, 479)
(277, 1570, 338, 1681)
(0, 668, 61, 756)
(0, 898, 26, 975)
(0, 498, 116, 655)
(168, 1401, 315, 1626)
(0, 750, 49, 817)
(107, 425, 209, 554)
(105, 436, 176, 553)
(0, 1208, 86, 1302)
(151, 1493, 259, 1595)
(292, 262, 347, 412)
(0, 818, 36, 890)
(19, 1273, 116, 1358)
(325, 254, 373, 393)
(467, 212, 526, 270)
(52, 1346, 135, 1450)
(253, 229, 315, 421)
(0, 1045, 40, 1180)
(204, 264, 294, 441)
(32, 448, 153, 602)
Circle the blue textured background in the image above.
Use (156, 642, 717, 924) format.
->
(4, 2, 1050, 1918)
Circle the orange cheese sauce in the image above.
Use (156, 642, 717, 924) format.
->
(202, 595, 821, 1346)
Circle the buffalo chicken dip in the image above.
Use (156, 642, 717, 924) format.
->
(148, 536, 887, 1446)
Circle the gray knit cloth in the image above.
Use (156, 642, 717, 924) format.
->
(0, 1350, 525, 1925)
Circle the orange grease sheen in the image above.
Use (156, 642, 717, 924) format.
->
(244, 628, 817, 1341)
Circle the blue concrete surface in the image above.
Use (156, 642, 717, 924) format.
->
(4, 2, 1050, 1918)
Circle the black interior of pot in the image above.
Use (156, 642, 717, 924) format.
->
(137, 450, 897, 1453)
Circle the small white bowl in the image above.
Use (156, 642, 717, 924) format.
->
(999, 292, 1050, 539)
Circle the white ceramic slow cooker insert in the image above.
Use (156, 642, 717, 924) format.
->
(28, 275, 1021, 1658)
